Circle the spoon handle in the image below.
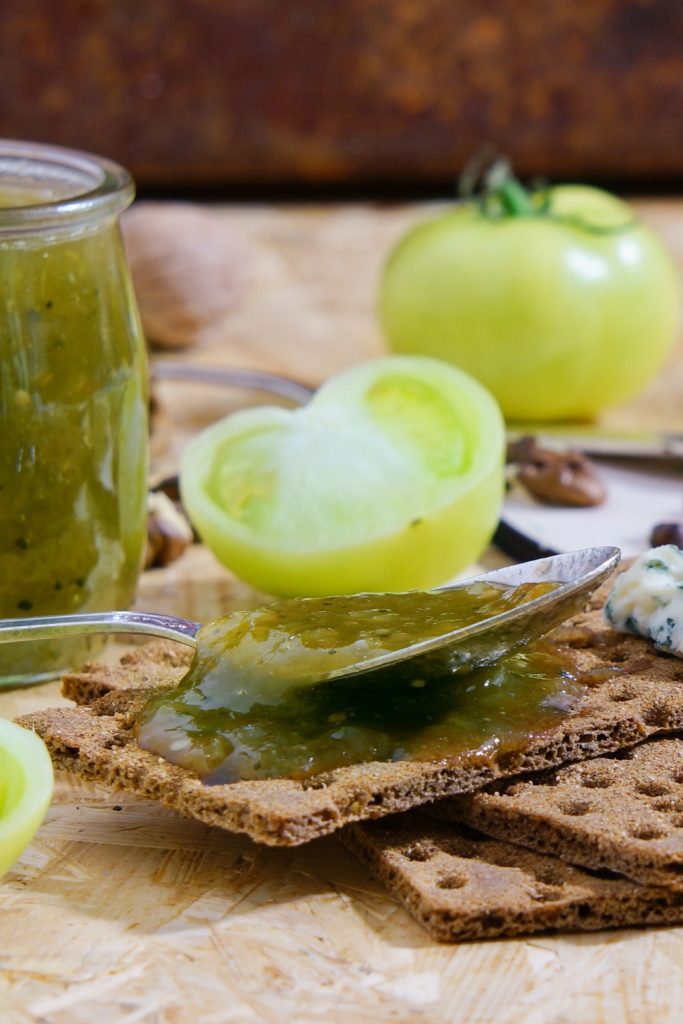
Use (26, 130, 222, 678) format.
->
(153, 362, 314, 406)
(0, 611, 200, 648)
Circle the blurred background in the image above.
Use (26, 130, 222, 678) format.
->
(3, 0, 683, 582)
(2, 0, 683, 196)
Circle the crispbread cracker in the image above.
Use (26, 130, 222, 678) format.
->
(17, 583, 683, 846)
(344, 812, 683, 942)
(437, 736, 683, 891)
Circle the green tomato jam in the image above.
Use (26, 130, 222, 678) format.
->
(135, 580, 579, 783)
(0, 187, 148, 683)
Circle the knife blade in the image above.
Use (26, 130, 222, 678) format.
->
(507, 425, 683, 462)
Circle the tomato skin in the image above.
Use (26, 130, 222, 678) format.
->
(0, 720, 53, 878)
(380, 186, 681, 420)
(184, 466, 502, 597)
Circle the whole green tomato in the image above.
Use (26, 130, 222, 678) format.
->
(380, 178, 681, 420)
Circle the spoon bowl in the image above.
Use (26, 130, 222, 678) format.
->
(0, 547, 619, 688)
(413, 544, 620, 677)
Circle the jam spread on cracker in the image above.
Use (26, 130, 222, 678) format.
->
(135, 580, 585, 783)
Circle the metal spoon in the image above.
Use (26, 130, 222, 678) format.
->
(0, 546, 619, 682)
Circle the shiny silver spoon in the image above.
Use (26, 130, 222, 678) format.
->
(0, 546, 619, 684)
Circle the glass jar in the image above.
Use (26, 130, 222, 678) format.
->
(0, 140, 148, 686)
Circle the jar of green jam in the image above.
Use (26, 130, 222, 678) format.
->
(0, 141, 148, 686)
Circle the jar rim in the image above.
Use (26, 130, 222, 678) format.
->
(0, 139, 134, 235)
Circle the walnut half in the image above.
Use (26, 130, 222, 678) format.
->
(145, 491, 194, 569)
(507, 436, 607, 507)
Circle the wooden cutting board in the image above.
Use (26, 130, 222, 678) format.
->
(2, 201, 683, 1024)
(6, 548, 683, 1024)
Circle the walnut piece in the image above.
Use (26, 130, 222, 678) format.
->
(508, 436, 607, 507)
(145, 491, 194, 570)
(122, 202, 248, 349)
(650, 522, 683, 548)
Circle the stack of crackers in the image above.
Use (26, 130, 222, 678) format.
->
(19, 574, 683, 942)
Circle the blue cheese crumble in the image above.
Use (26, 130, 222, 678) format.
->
(604, 545, 683, 654)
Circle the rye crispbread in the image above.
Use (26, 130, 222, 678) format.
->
(437, 736, 683, 891)
(16, 580, 683, 847)
(344, 812, 683, 942)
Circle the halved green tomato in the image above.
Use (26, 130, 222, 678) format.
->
(180, 356, 505, 596)
(0, 720, 53, 877)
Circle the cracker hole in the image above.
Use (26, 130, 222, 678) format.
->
(674, 771, 683, 784)
(558, 799, 593, 816)
(643, 702, 674, 727)
(651, 796, 683, 813)
(630, 824, 666, 841)
(613, 749, 636, 761)
(437, 872, 467, 890)
(101, 736, 123, 750)
(610, 686, 637, 702)
(664, 862, 683, 875)
(58, 745, 80, 760)
(579, 770, 614, 789)
(670, 815, 683, 829)
(636, 781, 672, 798)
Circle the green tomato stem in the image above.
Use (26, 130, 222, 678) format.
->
(468, 156, 538, 220)
(462, 152, 636, 233)
(495, 177, 536, 217)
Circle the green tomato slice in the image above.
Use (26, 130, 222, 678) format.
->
(180, 356, 505, 596)
(0, 719, 53, 877)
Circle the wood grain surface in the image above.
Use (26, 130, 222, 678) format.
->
(2, 200, 683, 1023)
